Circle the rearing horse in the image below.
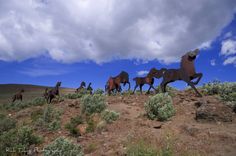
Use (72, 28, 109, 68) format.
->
(47, 81, 62, 103)
(149, 49, 202, 96)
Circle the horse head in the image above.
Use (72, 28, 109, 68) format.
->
(81, 81, 86, 87)
(56, 82, 61, 87)
(20, 89, 25, 93)
(148, 68, 166, 78)
(186, 49, 199, 60)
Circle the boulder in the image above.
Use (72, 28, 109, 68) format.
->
(196, 100, 233, 122)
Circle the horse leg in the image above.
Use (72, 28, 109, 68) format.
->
(140, 85, 143, 94)
(183, 76, 202, 97)
(146, 85, 152, 94)
(133, 84, 138, 94)
(128, 82, 131, 90)
(191, 73, 203, 85)
(150, 85, 157, 93)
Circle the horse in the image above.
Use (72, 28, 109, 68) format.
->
(149, 49, 203, 96)
(113, 71, 131, 91)
(132, 75, 156, 94)
(76, 81, 86, 93)
(87, 82, 93, 95)
(105, 77, 121, 95)
(43, 88, 49, 99)
(12, 89, 24, 102)
(47, 82, 61, 103)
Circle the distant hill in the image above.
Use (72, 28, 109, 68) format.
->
(0, 84, 75, 104)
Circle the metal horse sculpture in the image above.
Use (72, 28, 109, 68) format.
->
(87, 82, 93, 95)
(47, 81, 61, 103)
(149, 49, 203, 96)
(132, 74, 157, 94)
(105, 71, 130, 95)
(76, 81, 86, 93)
(12, 89, 24, 102)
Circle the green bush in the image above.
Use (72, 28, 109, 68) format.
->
(0, 126, 42, 155)
(80, 94, 106, 115)
(65, 115, 83, 136)
(156, 86, 177, 97)
(101, 109, 119, 123)
(94, 89, 104, 95)
(145, 93, 175, 121)
(127, 140, 158, 156)
(202, 81, 236, 103)
(64, 93, 83, 99)
(44, 137, 83, 156)
(86, 119, 96, 133)
(0, 114, 16, 133)
(35, 105, 62, 131)
(5, 97, 46, 110)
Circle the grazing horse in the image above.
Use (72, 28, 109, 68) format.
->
(149, 49, 203, 96)
(47, 82, 61, 103)
(12, 89, 24, 102)
(76, 81, 86, 93)
(132, 76, 156, 94)
(87, 83, 93, 95)
(106, 77, 120, 95)
(113, 71, 131, 91)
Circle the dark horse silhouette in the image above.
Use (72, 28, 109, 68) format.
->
(46, 82, 61, 103)
(87, 82, 93, 95)
(132, 75, 156, 94)
(12, 89, 24, 102)
(76, 81, 86, 93)
(149, 49, 202, 96)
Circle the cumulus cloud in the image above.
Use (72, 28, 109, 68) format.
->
(137, 70, 149, 76)
(0, 0, 236, 64)
(210, 59, 216, 66)
(223, 56, 236, 66)
(221, 39, 236, 56)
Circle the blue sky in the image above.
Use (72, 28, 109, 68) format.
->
(0, 0, 236, 90)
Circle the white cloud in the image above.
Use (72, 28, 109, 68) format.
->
(210, 59, 216, 66)
(20, 68, 70, 77)
(224, 31, 233, 39)
(0, 0, 236, 64)
(137, 70, 149, 76)
(221, 39, 236, 56)
(223, 56, 236, 66)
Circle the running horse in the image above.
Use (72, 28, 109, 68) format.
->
(149, 49, 203, 96)
(47, 81, 62, 103)
(12, 89, 25, 102)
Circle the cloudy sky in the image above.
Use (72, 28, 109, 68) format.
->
(0, 0, 236, 89)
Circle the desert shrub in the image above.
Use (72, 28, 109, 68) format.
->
(0, 114, 16, 133)
(94, 88, 104, 95)
(80, 94, 106, 115)
(0, 126, 42, 155)
(127, 140, 158, 156)
(122, 90, 133, 96)
(65, 115, 83, 136)
(101, 109, 119, 123)
(34, 105, 62, 131)
(5, 97, 46, 110)
(64, 93, 82, 99)
(44, 137, 83, 156)
(202, 81, 236, 103)
(156, 86, 177, 97)
(30, 109, 43, 122)
(86, 119, 96, 133)
(145, 93, 175, 121)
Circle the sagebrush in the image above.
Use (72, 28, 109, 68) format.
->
(145, 93, 175, 121)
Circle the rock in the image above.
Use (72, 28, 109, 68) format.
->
(196, 101, 233, 122)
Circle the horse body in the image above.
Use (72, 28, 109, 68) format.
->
(47, 82, 61, 103)
(12, 89, 24, 102)
(133, 76, 156, 94)
(87, 83, 93, 94)
(76, 81, 86, 93)
(113, 71, 130, 90)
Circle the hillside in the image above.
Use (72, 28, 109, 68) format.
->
(0, 84, 235, 156)
(0, 84, 75, 104)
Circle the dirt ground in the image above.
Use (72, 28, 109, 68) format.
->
(8, 90, 236, 156)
